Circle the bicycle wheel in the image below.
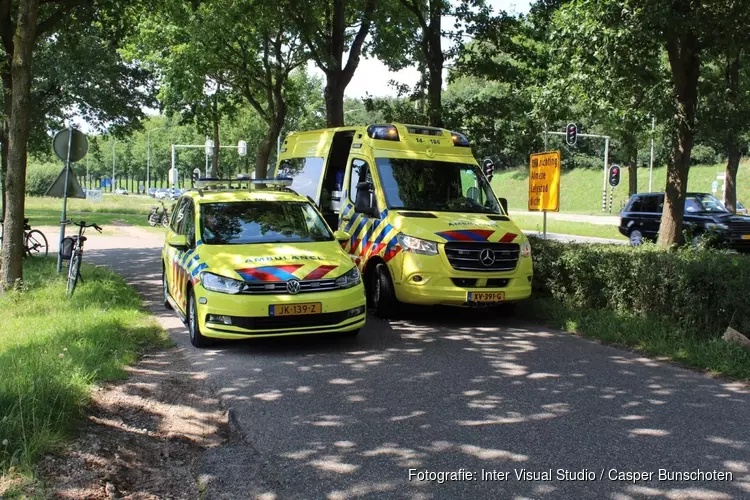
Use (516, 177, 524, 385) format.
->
(161, 214, 170, 228)
(25, 229, 48, 257)
(66, 252, 82, 298)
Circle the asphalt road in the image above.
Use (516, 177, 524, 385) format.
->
(73, 227, 748, 500)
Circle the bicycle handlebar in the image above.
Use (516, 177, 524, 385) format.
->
(63, 220, 103, 233)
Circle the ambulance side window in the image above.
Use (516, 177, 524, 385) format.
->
(349, 159, 376, 214)
(171, 198, 187, 234)
(278, 157, 325, 203)
(183, 200, 196, 247)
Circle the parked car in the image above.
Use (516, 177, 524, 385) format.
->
(154, 188, 168, 199)
(737, 201, 748, 216)
(161, 180, 365, 347)
(114, 188, 129, 196)
(148, 187, 158, 198)
(619, 192, 750, 252)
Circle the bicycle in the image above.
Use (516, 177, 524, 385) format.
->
(61, 219, 102, 297)
(147, 201, 170, 228)
(0, 217, 49, 257)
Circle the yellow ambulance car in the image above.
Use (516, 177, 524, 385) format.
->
(275, 123, 533, 317)
(162, 178, 366, 347)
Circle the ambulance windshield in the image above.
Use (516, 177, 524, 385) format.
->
(375, 158, 501, 214)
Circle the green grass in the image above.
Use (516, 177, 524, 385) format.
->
(511, 214, 626, 240)
(0, 258, 168, 479)
(22, 195, 174, 229)
(492, 161, 750, 214)
(518, 297, 750, 380)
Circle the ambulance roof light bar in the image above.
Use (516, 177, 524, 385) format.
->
(367, 124, 400, 141)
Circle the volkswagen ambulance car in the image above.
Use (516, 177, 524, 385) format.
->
(161, 178, 366, 347)
(274, 123, 533, 317)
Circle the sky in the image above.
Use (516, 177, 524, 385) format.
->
(317, 0, 533, 99)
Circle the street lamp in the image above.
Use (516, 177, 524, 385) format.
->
(147, 126, 165, 191)
(112, 138, 116, 193)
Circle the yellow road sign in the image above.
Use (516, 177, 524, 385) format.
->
(528, 151, 561, 212)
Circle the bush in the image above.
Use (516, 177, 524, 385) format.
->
(529, 236, 750, 338)
(25, 162, 61, 196)
(690, 144, 719, 166)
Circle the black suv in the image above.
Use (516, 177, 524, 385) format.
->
(619, 192, 750, 252)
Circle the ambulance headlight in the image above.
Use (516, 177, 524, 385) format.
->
(520, 242, 531, 258)
(397, 233, 438, 256)
(200, 272, 244, 294)
(335, 267, 361, 289)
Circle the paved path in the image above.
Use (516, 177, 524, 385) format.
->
(64, 226, 748, 499)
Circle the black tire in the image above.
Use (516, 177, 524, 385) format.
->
(163, 268, 173, 310)
(161, 214, 170, 228)
(148, 214, 158, 227)
(66, 253, 81, 298)
(188, 288, 211, 348)
(25, 229, 48, 257)
(628, 228, 644, 247)
(369, 262, 399, 319)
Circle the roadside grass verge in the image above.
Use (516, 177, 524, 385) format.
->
(24, 195, 175, 229)
(518, 298, 750, 379)
(0, 258, 169, 480)
(522, 236, 750, 379)
(510, 214, 625, 240)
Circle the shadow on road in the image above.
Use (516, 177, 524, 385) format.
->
(83, 238, 750, 500)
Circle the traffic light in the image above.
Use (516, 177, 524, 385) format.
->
(609, 165, 621, 187)
(482, 158, 495, 181)
(566, 123, 577, 146)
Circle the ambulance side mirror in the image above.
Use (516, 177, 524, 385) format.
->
(333, 230, 351, 244)
(498, 197, 509, 215)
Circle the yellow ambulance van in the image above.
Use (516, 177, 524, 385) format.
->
(275, 123, 532, 317)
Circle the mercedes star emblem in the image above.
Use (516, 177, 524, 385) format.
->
(286, 279, 301, 295)
(479, 248, 496, 267)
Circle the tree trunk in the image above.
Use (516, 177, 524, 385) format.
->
(1, 0, 39, 291)
(723, 52, 741, 214)
(324, 81, 345, 127)
(211, 93, 219, 177)
(1, 70, 11, 222)
(658, 31, 700, 248)
(724, 142, 741, 213)
(425, 0, 443, 128)
(628, 141, 638, 196)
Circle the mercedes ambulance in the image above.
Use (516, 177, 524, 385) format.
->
(274, 123, 533, 317)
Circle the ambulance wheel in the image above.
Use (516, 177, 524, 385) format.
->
(162, 268, 172, 310)
(188, 288, 211, 348)
(370, 262, 399, 319)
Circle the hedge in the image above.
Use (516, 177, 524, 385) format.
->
(528, 236, 750, 338)
(25, 162, 61, 196)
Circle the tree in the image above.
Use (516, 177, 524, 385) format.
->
(698, 44, 750, 213)
(0, 0, 154, 290)
(286, 0, 377, 127)
(137, 0, 306, 178)
(547, 0, 667, 196)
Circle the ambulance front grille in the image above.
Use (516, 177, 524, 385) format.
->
(444, 242, 520, 272)
(239, 279, 340, 294)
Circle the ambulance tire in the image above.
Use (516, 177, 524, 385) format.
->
(188, 288, 212, 348)
(370, 262, 399, 319)
(163, 267, 172, 310)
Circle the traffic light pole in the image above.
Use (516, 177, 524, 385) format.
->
(542, 128, 548, 240)
(546, 131, 610, 212)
